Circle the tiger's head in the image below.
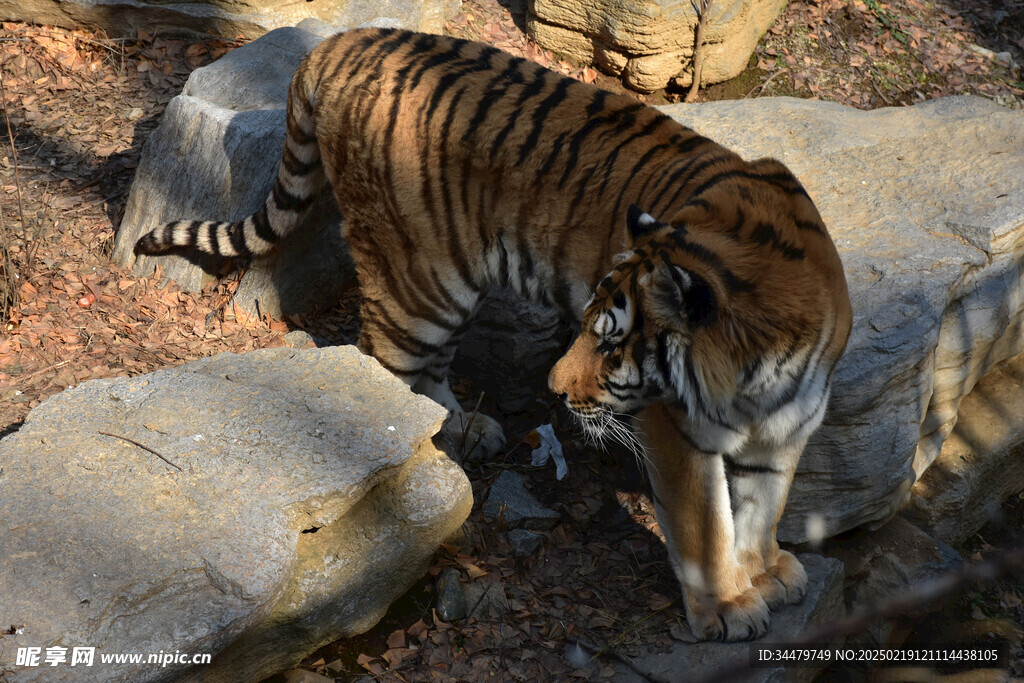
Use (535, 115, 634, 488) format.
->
(548, 204, 728, 446)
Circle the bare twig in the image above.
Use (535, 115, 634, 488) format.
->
(98, 431, 184, 472)
(685, 0, 714, 102)
(745, 68, 789, 98)
(587, 600, 677, 664)
(0, 70, 26, 322)
(8, 359, 70, 382)
(460, 391, 486, 461)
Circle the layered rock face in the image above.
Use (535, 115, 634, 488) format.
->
(525, 0, 788, 91)
(0, 0, 459, 40)
(0, 347, 472, 682)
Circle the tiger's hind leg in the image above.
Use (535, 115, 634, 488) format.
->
(412, 314, 507, 461)
(728, 437, 808, 609)
(354, 257, 506, 460)
(637, 403, 770, 642)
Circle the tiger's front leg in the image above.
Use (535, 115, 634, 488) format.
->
(637, 403, 770, 642)
(729, 437, 808, 609)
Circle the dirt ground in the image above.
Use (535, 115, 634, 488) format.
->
(0, 0, 1022, 680)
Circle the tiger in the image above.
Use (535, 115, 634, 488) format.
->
(134, 27, 853, 641)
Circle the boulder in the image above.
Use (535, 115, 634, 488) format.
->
(656, 97, 1024, 542)
(823, 515, 961, 645)
(0, 346, 472, 682)
(0, 0, 459, 40)
(112, 21, 357, 320)
(526, 0, 788, 92)
(904, 353, 1024, 546)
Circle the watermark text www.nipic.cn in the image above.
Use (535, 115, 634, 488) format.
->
(16, 647, 212, 668)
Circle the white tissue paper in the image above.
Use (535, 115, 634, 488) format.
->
(530, 423, 567, 480)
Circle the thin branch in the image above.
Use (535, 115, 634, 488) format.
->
(98, 431, 184, 471)
(745, 68, 789, 98)
(460, 391, 486, 461)
(685, 0, 714, 102)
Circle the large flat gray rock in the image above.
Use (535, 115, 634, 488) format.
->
(659, 96, 1024, 542)
(0, 346, 472, 682)
(0, 0, 459, 40)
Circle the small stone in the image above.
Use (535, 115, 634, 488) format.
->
(465, 577, 512, 620)
(283, 330, 315, 349)
(483, 471, 560, 530)
(508, 529, 545, 556)
(435, 567, 467, 622)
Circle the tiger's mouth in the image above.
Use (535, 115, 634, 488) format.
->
(565, 403, 650, 465)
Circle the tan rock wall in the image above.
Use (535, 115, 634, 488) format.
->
(526, 0, 787, 92)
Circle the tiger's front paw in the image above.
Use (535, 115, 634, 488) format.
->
(752, 550, 807, 609)
(684, 586, 770, 642)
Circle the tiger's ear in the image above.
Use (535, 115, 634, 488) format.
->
(645, 263, 718, 329)
(626, 204, 661, 240)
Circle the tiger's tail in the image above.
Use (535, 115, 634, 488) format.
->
(134, 55, 324, 259)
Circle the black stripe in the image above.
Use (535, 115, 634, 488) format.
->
(272, 178, 313, 213)
(676, 132, 713, 155)
(186, 220, 202, 247)
(612, 142, 672, 220)
(489, 67, 548, 163)
(429, 267, 473, 319)
(671, 238, 756, 293)
(281, 145, 319, 176)
(751, 221, 805, 260)
(228, 222, 253, 258)
(286, 114, 316, 146)
(648, 153, 726, 214)
(795, 219, 825, 233)
(407, 36, 464, 91)
(364, 299, 444, 356)
(517, 77, 572, 164)
(666, 411, 718, 455)
(252, 207, 278, 244)
(595, 108, 661, 198)
(690, 169, 811, 201)
(585, 89, 609, 116)
(656, 333, 681, 408)
(517, 233, 535, 292)
(727, 207, 745, 237)
(434, 85, 482, 292)
(652, 153, 734, 214)
(722, 454, 782, 475)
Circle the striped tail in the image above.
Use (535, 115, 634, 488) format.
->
(134, 58, 324, 259)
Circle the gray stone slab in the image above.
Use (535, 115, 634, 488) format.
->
(0, 346, 471, 682)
